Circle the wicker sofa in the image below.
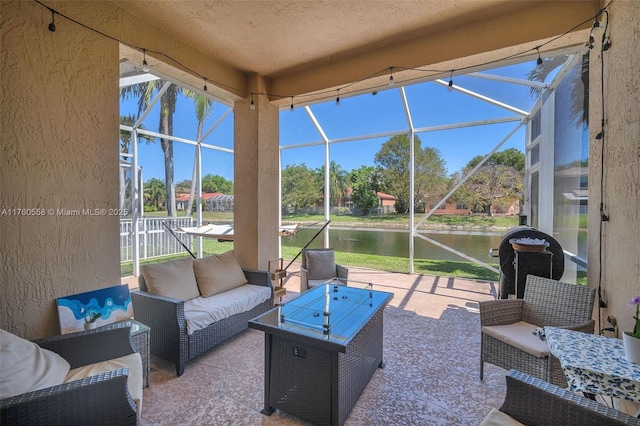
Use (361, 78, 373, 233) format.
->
(131, 252, 273, 376)
(0, 324, 140, 426)
(484, 370, 640, 426)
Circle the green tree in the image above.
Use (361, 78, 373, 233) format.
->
(466, 148, 525, 172)
(374, 134, 447, 214)
(454, 149, 525, 214)
(119, 114, 154, 160)
(143, 178, 166, 210)
(201, 174, 233, 194)
(348, 166, 380, 215)
(528, 54, 589, 127)
(281, 164, 322, 212)
(121, 81, 180, 216)
(328, 160, 348, 207)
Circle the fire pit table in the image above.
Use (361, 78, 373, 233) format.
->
(249, 283, 393, 426)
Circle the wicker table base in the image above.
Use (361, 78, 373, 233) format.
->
(263, 310, 384, 425)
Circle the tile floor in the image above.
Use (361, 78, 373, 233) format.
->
(134, 264, 510, 425)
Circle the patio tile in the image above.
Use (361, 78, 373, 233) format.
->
(138, 265, 506, 425)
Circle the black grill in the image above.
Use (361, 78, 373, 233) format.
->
(491, 226, 564, 299)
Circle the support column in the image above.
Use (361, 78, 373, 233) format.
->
(233, 75, 279, 270)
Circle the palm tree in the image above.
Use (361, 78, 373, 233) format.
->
(329, 160, 348, 208)
(528, 54, 589, 126)
(121, 81, 179, 216)
(119, 114, 154, 160)
(182, 90, 214, 216)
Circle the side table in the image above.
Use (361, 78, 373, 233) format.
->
(117, 319, 150, 387)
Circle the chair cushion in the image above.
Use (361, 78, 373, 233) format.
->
(305, 250, 337, 280)
(482, 321, 549, 358)
(183, 284, 272, 334)
(479, 408, 525, 426)
(65, 352, 143, 416)
(193, 251, 248, 297)
(0, 329, 71, 399)
(141, 257, 200, 301)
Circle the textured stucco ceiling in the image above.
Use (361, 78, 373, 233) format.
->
(113, 0, 600, 104)
(113, 0, 523, 77)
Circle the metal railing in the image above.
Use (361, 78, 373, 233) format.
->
(120, 217, 194, 262)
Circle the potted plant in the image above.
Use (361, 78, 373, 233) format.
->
(622, 295, 640, 364)
(84, 310, 101, 330)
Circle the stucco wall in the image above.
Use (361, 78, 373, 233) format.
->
(1, 1, 120, 338)
(587, 0, 640, 336)
(233, 75, 280, 270)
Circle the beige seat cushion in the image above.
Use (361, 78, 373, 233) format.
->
(305, 250, 337, 280)
(479, 408, 525, 426)
(482, 321, 549, 358)
(184, 284, 272, 334)
(65, 352, 143, 417)
(141, 257, 200, 301)
(193, 251, 248, 297)
(0, 329, 71, 399)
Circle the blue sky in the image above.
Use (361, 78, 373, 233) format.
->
(121, 60, 546, 184)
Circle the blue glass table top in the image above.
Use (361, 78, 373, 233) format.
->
(249, 284, 393, 351)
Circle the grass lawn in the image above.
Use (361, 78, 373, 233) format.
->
(122, 238, 499, 281)
(122, 212, 511, 280)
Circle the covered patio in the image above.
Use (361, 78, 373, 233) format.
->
(136, 266, 503, 425)
(1, 0, 638, 423)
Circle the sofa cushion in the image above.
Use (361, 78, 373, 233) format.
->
(305, 250, 337, 280)
(0, 329, 71, 399)
(479, 408, 525, 426)
(193, 251, 248, 297)
(65, 352, 143, 416)
(141, 257, 200, 301)
(482, 321, 549, 358)
(184, 284, 271, 334)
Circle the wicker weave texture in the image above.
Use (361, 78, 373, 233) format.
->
(501, 370, 640, 426)
(132, 268, 272, 375)
(1, 327, 138, 426)
(265, 309, 385, 425)
(480, 275, 596, 386)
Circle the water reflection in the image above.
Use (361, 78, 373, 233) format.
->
(283, 228, 505, 263)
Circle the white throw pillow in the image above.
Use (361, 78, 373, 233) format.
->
(0, 329, 71, 399)
(193, 251, 248, 297)
(141, 257, 200, 301)
(305, 249, 337, 280)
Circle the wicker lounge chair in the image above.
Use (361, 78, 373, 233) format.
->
(489, 370, 640, 425)
(299, 248, 348, 293)
(1, 324, 138, 426)
(479, 275, 596, 386)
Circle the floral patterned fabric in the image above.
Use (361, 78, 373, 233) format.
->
(545, 326, 640, 402)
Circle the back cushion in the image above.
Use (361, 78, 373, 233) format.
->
(140, 257, 200, 300)
(305, 249, 337, 280)
(0, 329, 71, 399)
(193, 251, 248, 297)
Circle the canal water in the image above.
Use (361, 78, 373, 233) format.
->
(282, 227, 506, 263)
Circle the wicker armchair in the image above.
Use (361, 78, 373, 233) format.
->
(1, 324, 138, 426)
(479, 275, 596, 386)
(491, 370, 640, 426)
(300, 248, 348, 293)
